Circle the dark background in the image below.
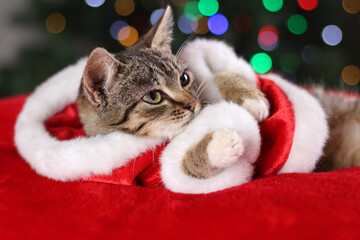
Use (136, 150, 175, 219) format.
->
(0, 0, 359, 97)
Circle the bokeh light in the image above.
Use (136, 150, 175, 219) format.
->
(178, 14, 196, 34)
(115, 0, 135, 16)
(287, 14, 307, 35)
(233, 14, 253, 33)
(342, 0, 360, 14)
(198, 0, 219, 16)
(85, 0, 105, 8)
(301, 45, 322, 64)
(208, 13, 228, 35)
(118, 26, 130, 41)
(321, 25, 342, 46)
(119, 26, 138, 46)
(191, 16, 209, 34)
(297, 0, 318, 11)
(262, 0, 283, 12)
(342, 65, 360, 86)
(280, 53, 300, 72)
(150, 8, 165, 25)
(45, 13, 66, 34)
(184, 1, 202, 20)
(258, 25, 279, 51)
(110, 20, 128, 40)
(250, 53, 272, 74)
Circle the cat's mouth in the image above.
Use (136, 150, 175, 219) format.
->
(181, 99, 201, 127)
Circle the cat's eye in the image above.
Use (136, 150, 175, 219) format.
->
(142, 91, 162, 104)
(180, 72, 190, 87)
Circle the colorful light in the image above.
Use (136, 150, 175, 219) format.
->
(301, 45, 322, 64)
(342, 0, 360, 14)
(208, 13, 228, 35)
(178, 14, 196, 34)
(45, 13, 66, 34)
(297, 0, 318, 11)
(85, 0, 105, 8)
(191, 16, 209, 34)
(280, 53, 300, 72)
(198, 0, 219, 17)
(250, 53, 272, 74)
(262, 0, 283, 12)
(115, 0, 135, 16)
(233, 14, 253, 33)
(150, 9, 165, 25)
(118, 26, 130, 41)
(184, 1, 202, 20)
(342, 65, 360, 86)
(321, 25, 342, 46)
(119, 26, 138, 46)
(258, 25, 279, 51)
(287, 14, 307, 35)
(110, 20, 128, 40)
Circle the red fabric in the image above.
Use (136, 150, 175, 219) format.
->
(256, 76, 295, 176)
(1, 95, 360, 239)
(44, 104, 167, 187)
(82, 144, 166, 187)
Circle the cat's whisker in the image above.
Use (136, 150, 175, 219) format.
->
(175, 32, 198, 61)
(195, 79, 210, 99)
(195, 79, 207, 96)
(197, 83, 211, 99)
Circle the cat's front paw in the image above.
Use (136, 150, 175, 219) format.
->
(207, 128, 244, 168)
(242, 99, 270, 122)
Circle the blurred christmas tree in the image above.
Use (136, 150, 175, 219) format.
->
(0, 0, 359, 97)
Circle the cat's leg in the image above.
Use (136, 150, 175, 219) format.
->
(182, 128, 247, 179)
(215, 72, 270, 122)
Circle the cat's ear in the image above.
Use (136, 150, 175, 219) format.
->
(82, 47, 119, 105)
(133, 5, 173, 52)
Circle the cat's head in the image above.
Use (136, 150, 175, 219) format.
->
(78, 6, 201, 139)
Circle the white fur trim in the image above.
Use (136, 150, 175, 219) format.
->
(178, 38, 257, 103)
(14, 38, 328, 194)
(15, 58, 162, 181)
(179, 39, 328, 175)
(160, 102, 261, 194)
(262, 74, 329, 173)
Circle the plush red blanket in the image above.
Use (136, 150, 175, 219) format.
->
(1, 95, 360, 239)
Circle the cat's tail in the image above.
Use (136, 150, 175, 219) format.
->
(310, 87, 360, 171)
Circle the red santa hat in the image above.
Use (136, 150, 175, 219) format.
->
(14, 39, 328, 194)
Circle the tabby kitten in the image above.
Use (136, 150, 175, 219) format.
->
(77, 6, 269, 179)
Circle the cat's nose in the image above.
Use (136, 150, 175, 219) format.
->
(184, 98, 196, 112)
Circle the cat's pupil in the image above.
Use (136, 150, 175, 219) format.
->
(180, 73, 190, 86)
(150, 91, 157, 100)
